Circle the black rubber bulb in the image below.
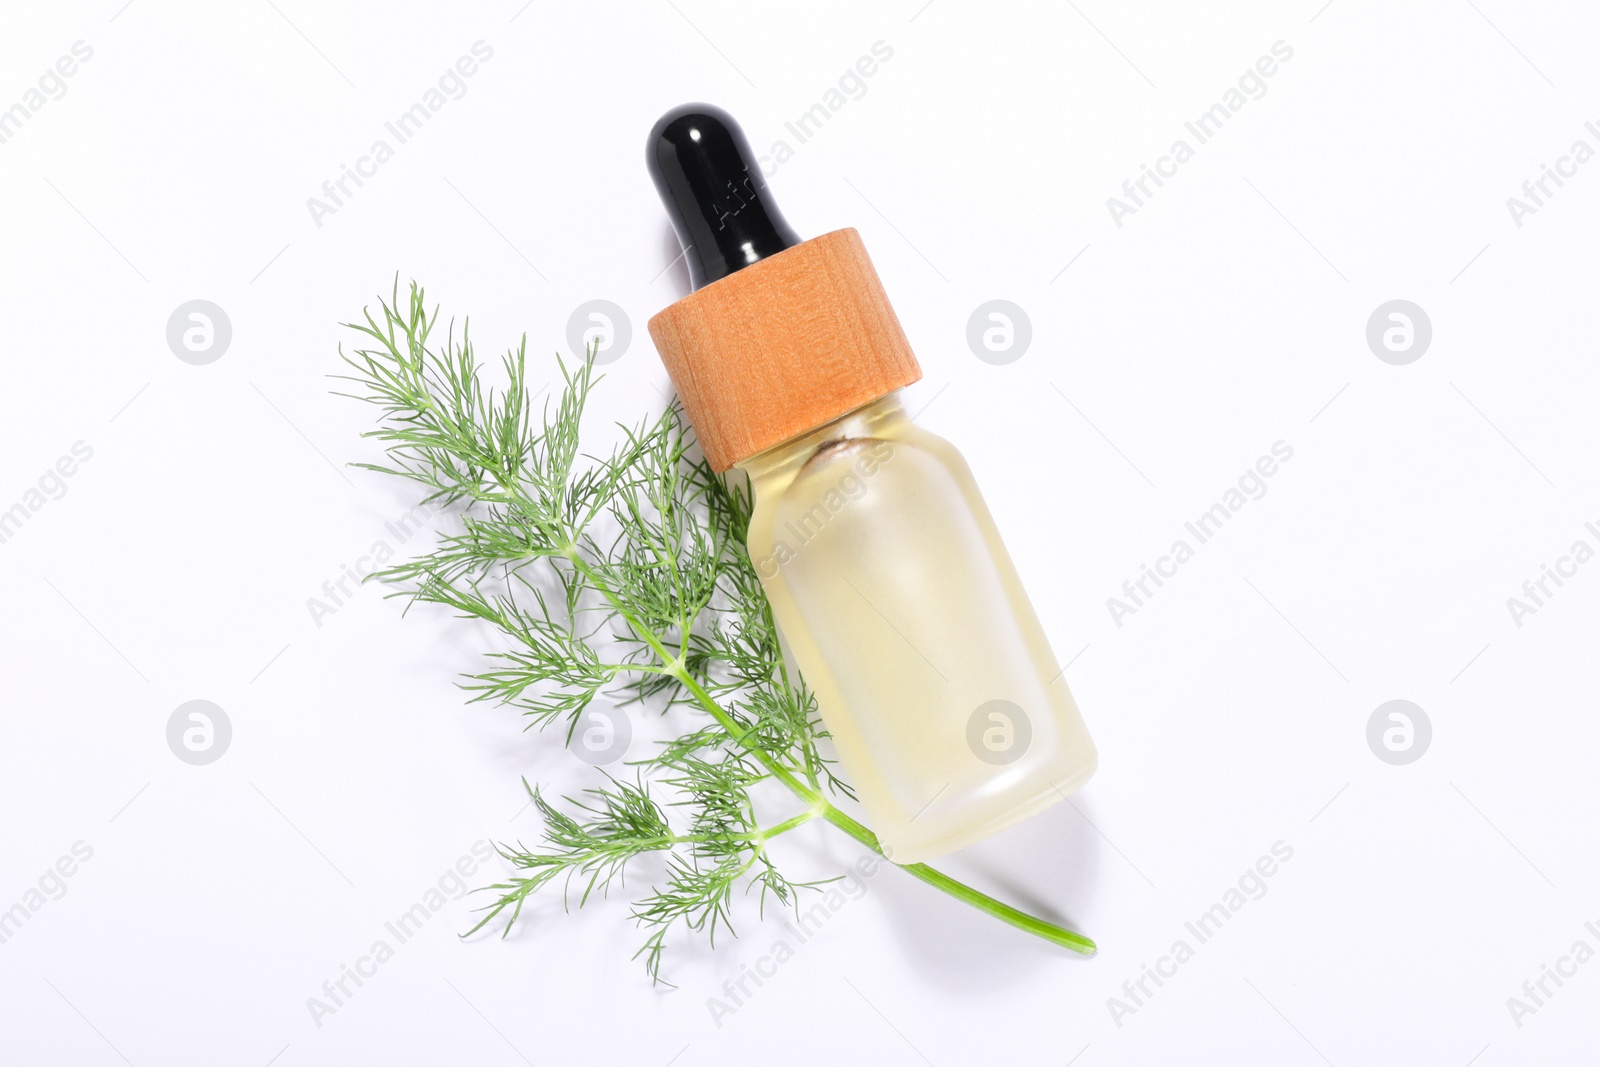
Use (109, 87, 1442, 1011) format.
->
(647, 103, 802, 291)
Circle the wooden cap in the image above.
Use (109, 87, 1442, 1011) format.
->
(647, 228, 922, 471)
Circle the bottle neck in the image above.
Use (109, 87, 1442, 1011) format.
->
(736, 391, 910, 484)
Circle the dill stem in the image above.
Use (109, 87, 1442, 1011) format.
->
(680, 667, 1095, 955)
(756, 810, 821, 841)
(559, 547, 1095, 956)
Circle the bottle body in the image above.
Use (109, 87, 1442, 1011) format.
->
(740, 393, 1096, 864)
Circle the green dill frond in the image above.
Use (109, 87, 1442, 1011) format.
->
(339, 281, 1096, 983)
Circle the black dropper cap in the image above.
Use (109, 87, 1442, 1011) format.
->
(647, 103, 802, 291)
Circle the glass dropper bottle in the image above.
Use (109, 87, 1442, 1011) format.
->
(645, 104, 1097, 863)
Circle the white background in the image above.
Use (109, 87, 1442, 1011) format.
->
(2, 1, 1598, 1064)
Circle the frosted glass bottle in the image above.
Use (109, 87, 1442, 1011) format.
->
(645, 103, 1098, 863)
(740, 395, 1097, 863)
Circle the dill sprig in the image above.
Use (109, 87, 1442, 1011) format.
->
(336, 280, 1095, 981)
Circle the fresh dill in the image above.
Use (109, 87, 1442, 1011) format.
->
(335, 281, 1095, 981)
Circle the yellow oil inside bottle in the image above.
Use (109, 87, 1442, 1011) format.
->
(741, 395, 1096, 863)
